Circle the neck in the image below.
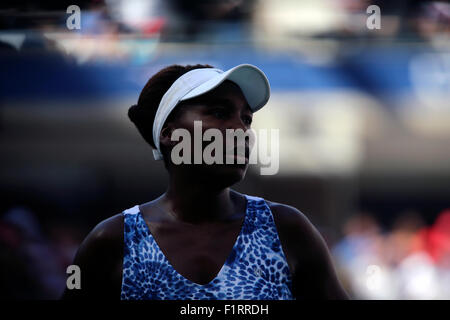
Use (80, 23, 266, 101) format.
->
(162, 174, 235, 224)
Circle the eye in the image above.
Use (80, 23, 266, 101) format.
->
(243, 115, 253, 125)
(213, 110, 225, 118)
(210, 107, 229, 119)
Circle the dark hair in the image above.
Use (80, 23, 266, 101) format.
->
(128, 64, 213, 149)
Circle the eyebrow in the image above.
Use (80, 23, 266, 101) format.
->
(209, 98, 236, 107)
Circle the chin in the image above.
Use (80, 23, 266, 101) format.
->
(199, 164, 248, 187)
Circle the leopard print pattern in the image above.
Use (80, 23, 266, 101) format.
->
(121, 195, 294, 300)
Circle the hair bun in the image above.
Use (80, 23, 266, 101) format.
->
(128, 104, 140, 124)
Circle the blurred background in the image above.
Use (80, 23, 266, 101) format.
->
(0, 0, 449, 299)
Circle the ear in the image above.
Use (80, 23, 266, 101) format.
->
(159, 124, 175, 148)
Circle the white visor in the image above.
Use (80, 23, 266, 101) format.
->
(151, 64, 270, 160)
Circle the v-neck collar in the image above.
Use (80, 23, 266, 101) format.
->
(137, 195, 250, 286)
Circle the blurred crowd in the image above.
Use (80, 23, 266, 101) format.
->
(333, 208, 450, 299)
(1, 0, 449, 63)
(0, 206, 80, 299)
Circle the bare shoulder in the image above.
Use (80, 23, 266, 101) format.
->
(265, 199, 331, 268)
(82, 213, 124, 246)
(266, 200, 321, 243)
(74, 213, 124, 266)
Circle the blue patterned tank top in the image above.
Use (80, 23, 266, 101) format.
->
(120, 194, 294, 300)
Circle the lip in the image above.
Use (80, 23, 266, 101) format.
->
(224, 146, 250, 164)
(225, 154, 249, 164)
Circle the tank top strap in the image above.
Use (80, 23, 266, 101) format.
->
(122, 205, 146, 267)
(122, 205, 141, 237)
(243, 194, 278, 233)
(123, 205, 140, 215)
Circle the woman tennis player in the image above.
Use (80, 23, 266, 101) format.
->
(62, 64, 349, 300)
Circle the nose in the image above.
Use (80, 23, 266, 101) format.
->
(229, 112, 248, 132)
(234, 113, 252, 147)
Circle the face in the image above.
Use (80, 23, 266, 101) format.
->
(160, 80, 254, 187)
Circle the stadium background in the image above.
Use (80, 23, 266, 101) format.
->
(0, 0, 449, 299)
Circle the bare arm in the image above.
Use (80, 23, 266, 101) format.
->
(269, 202, 350, 300)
